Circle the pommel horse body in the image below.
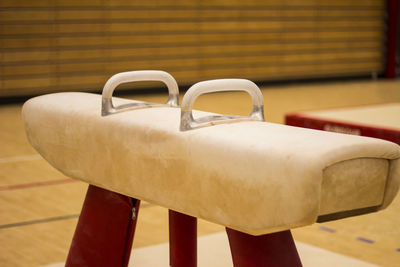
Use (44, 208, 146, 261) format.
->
(22, 71, 400, 266)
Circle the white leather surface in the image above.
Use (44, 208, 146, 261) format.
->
(22, 93, 400, 235)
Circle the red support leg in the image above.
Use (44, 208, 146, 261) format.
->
(66, 185, 140, 267)
(169, 210, 197, 267)
(226, 228, 302, 267)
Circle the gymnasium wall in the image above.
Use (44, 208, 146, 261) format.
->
(0, 0, 386, 97)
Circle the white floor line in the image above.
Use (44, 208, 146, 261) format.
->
(44, 232, 379, 267)
(0, 154, 41, 164)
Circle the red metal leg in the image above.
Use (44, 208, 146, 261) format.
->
(66, 185, 140, 267)
(226, 228, 302, 267)
(169, 210, 197, 267)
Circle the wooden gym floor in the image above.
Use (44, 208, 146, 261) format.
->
(0, 79, 400, 266)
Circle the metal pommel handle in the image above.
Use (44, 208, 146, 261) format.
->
(101, 70, 179, 116)
(180, 79, 265, 131)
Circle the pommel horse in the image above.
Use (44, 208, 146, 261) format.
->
(22, 71, 400, 266)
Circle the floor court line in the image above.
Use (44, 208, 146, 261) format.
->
(0, 214, 80, 230)
(0, 178, 78, 191)
(0, 203, 154, 229)
(318, 226, 336, 233)
(0, 154, 41, 163)
(356, 237, 375, 244)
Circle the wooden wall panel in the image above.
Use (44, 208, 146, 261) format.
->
(0, 0, 386, 97)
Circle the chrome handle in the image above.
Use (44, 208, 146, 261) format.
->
(101, 70, 179, 116)
(180, 79, 265, 131)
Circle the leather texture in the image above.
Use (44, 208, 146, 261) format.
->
(22, 93, 400, 235)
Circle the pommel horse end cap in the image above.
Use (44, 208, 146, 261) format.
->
(22, 70, 400, 266)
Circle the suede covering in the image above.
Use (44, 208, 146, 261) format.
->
(22, 93, 400, 235)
